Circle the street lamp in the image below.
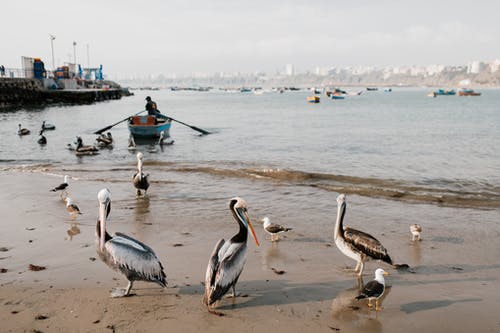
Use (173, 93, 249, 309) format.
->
(73, 41, 77, 64)
(49, 34, 56, 71)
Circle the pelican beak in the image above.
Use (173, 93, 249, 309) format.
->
(98, 201, 107, 251)
(242, 210, 260, 247)
(383, 271, 390, 276)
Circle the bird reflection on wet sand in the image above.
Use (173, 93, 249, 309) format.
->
(65, 223, 81, 241)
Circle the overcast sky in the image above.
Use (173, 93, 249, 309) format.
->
(2, 0, 499, 76)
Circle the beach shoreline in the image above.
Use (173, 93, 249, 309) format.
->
(1, 170, 500, 332)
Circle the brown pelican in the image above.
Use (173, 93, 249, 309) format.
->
(355, 268, 389, 311)
(18, 124, 30, 136)
(133, 152, 149, 196)
(261, 216, 292, 242)
(334, 194, 399, 276)
(203, 197, 260, 310)
(50, 175, 69, 198)
(410, 224, 422, 241)
(65, 197, 82, 219)
(96, 132, 113, 147)
(75, 136, 99, 154)
(96, 188, 166, 297)
(37, 130, 47, 145)
(41, 121, 56, 130)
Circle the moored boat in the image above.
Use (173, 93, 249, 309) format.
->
(435, 89, 456, 95)
(330, 92, 345, 100)
(458, 88, 481, 96)
(128, 115, 172, 139)
(307, 96, 320, 103)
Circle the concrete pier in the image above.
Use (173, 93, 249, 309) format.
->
(0, 78, 124, 110)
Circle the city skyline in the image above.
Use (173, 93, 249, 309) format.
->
(2, 1, 500, 77)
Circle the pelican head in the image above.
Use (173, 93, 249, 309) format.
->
(230, 197, 260, 246)
(374, 268, 389, 282)
(136, 152, 144, 161)
(97, 188, 111, 250)
(337, 193, 346, 205)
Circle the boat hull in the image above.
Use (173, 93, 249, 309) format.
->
(128, 116, 172, 138)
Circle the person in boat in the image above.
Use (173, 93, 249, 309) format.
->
(145, 96, 168, 123)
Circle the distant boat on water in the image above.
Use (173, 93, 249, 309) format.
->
(435, 89, 456, 96)
(384, 88, 392, 92)
(307, 96, 320, 103)
(366, 87, 378, 91)
(458, 88, 481, 96)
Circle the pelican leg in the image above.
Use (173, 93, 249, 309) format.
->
(136, 190, 141, 196)
(357, 261, 365, 277)
(354, 261, 361, 272)
(111, 281, 134, 298)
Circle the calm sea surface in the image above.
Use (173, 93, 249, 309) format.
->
(1, 88, 499, 210)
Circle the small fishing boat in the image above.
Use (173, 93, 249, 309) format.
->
(435, 89, 456, 96)
(330, 92, 345, 100)
(307, 96, 320, 103)
(458, 88, 481, 96)
(366, 87, 378, 91)
(128, 116, 172, 139)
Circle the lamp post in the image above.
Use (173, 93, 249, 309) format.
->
(49, 34, 56, 71)
(73, 41, 77, 64)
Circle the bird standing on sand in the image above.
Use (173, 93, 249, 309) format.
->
(334, 194, 406, 276)
(96, 188, 166, 297)
(50, 175, 70, 199)
(65, 197, 82, 219)
(355, 268, 389, 311)
(133, 152, 149, 196)
(203, 197, 260, 310)
(410, 224, 422, 241)
(262, 216, 292, 242)
(18, 124, 30, 136)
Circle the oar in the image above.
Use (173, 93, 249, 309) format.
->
(93, 110, 146, 135)
(166, 116, 211, 135)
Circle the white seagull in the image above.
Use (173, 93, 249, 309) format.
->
(355, 268, 389, 311)
(410, 224, 422, 241)
(262, 216, 292, 242)
(50, 175, 69, 198)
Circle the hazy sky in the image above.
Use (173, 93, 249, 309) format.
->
(2, 0, 499, 76)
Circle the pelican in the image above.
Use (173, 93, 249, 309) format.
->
(96, 188, 166, 297)
(96, 132, 113, 147)
(133, 152, 149, 196)
(50, 175, 69, 198)
(41, 120, 56, 131)
(18, 124, 30, 136)
(75, 136, 99, 154)
(261, 216, 292, 242)
(334, 194, 399, 276)
(355, 268, 389, 311)
(65, 197, 82, 218)
(410, 224, 422, 241)
(203, 197, 260, 310)
(37, 130, 47, 145)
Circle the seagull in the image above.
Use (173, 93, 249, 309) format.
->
(261, 216, 292, 242)
(133, 152, 149, 196)
(355, 268, 389, 311)
(333, 194, 407, 276)
(410, 224, 422, 241)
(203, 197, 260, 310)
(96, 188, 166, 297)
(65, 197, 82, 219)
(50, 175, 69, 198)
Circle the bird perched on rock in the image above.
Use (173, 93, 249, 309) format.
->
(261, 216, 292, 242)
(355, 268, 389, 311)
(410, 224, 422, 241)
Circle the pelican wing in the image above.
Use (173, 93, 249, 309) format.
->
(133, 172, 149, 190)
(106, 233, 166, 286)
(344, 227, 392, 264)
(204, 239, 225, 305)
(206, 241, 247, 305)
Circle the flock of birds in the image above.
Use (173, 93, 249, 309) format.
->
(47, 151, 423, 315)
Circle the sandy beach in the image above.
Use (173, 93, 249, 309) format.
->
(1, 170, 500, 333)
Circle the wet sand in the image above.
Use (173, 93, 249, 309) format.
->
(1, 170, 500, 332)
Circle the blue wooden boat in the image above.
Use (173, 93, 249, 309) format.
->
(435, 89, 456, 95)
(128, 115, 172, 138)
(330, 93, 345, 100)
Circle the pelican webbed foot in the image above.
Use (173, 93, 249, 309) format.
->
(110, 281, 133, 298)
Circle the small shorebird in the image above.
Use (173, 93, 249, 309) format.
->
(18, 124, 30, 136)
(355, 268, 389, 311)
(410, 224, 422, 241)
(333, 194, 407, 276)
(50, 175, 70, 199)
(133, 152, 149, 196)
(96, 188, 166, 297)
(65, 197, 82, 219)
(203, 197, 260, 311)
(261, 216, 292, 242)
